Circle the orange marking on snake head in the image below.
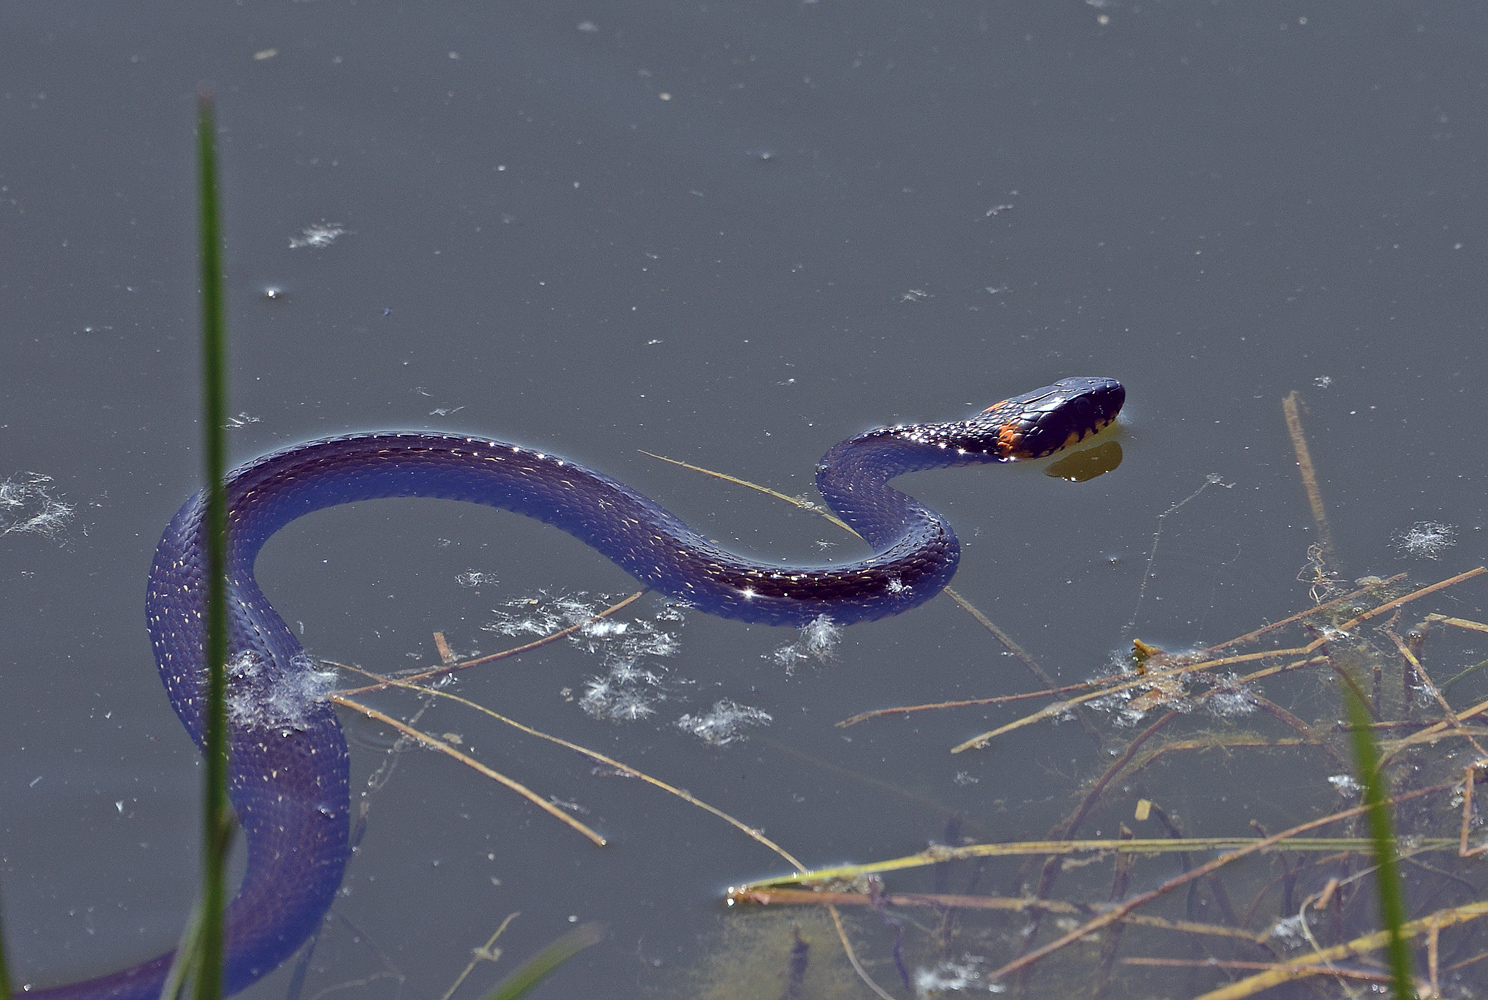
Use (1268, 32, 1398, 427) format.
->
(995, 423, 1024, 458)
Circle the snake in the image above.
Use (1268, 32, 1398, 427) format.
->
(32, 375, 1123, 1000)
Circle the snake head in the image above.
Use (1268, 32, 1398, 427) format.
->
(978, 376, 1125, 460)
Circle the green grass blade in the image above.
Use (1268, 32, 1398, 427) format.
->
(0, 884, 12, 1000)
(194, 86, 232, 1000)
(159, 905, 204, 1000)
(478, 923, 606, 1000)
(1342, 677, 1414, 998)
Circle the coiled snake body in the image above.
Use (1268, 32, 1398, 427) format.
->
(34, 376, 1123, 999)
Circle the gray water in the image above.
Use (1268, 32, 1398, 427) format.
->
(3, 4, 1485, 998)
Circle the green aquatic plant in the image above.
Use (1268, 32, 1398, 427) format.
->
(184, 91, 584, 1000)
(0, 885, 11, 1000)
(1342, 676, 1414, 998)
(193, 84, 233, 1000)
(478, 923, 608, 1000)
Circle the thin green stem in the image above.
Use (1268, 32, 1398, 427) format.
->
(1341, 674, 1414, 999)
(161, 906, 204, 1000)
(0, 884, 12, 1000)
(195, 86, 232, 1000)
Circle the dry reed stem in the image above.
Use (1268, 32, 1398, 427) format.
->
(1248, 695, 1347, 770)
(637, 448, 857, 535)
(947, 652, 1296, 751)
(1189, 897, 1488, 1000)
(1156, 804, 1243, 929)
(1125, 956, 1392, 985)
(1384, 626, 1488, 761)
(1445, 948, 1488, 973)
(1282, 391, 1339, 583)
(335, 591, 646, 697)
(941, 587, 1043, 678)
(334, 663, 808, 870)
(731, 889, 1263, 942)
(1427, 921, 1441, 998)
(951, 650, 1325, 751)
(1013, 711, 1181, 977)
(1380, 695, 1488, 759)
(732, 836, 1458, 894)
(1066, 710, 1179, 839)
(335, 651, 902, 1000)
(836, 683, 1087, 727)
(1090, 825, 1137, 1000)
(943, 587, 1103, 743)
(1425, 613, 1488, 635)
(326, 694, 607, 846)
(1122, 737, 1318, 781)
(1459, 761, 1488, 858)
(840, 588, 1389, 730)
(437, 911, 519, 1000)
(1326, 567, 1485, 633)
(951, 568, 1484, 750)
(1200, 574, 1406, 653)
(825, 904, 895, 1000)
(980, 781, 1453, 984)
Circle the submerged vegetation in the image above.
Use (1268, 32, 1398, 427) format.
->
(731, 567, 1488, 998)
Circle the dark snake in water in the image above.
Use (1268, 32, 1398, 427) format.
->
(33, 376, 1124, 1000)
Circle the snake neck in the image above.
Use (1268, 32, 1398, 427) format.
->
(814, 418, 1007, 547)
